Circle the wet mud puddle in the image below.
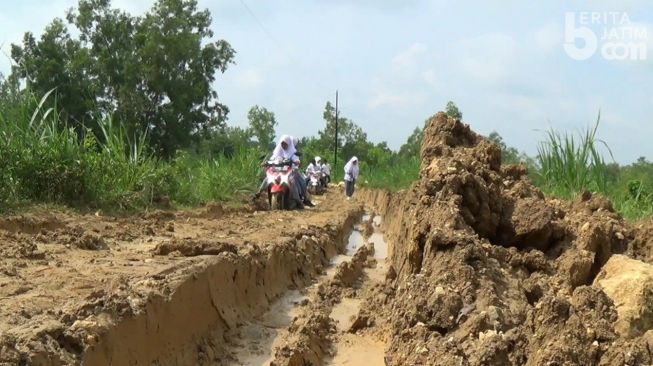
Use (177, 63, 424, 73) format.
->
(231, 213, 389, 366)
(326, 214, 387, 366)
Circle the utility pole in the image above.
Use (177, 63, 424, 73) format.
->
(334, 90, 339, 177)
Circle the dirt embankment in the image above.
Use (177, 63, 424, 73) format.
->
(359, 112, 653, 365)
(0, 192, 362, 365)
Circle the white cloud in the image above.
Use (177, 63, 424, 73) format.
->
(368, 88, 425, 109)
(235, 68, 264, 90)
(392, 42, 428, 69)
(534, 22, 563, 53)
(110, 0, 150, 15)
(457, 33, 517, 84)
(422, 69, 442, 89)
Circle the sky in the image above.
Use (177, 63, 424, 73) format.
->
(1, 0, 652, 163)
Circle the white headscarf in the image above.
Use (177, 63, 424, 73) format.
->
(344, 156, 359, 181)
(271, 135, 296, 160)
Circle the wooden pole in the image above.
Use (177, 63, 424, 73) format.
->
(334, 90, 339, 177)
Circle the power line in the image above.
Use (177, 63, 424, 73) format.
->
(236, 0, 334, 93)
(237, 0, 298, 65)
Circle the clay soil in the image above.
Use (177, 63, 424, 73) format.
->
(5, 112, 653, 366)
(0, 191, 363, 365)
(359, 112, 653, 366)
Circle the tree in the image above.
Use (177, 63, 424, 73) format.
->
(10, 0, 236, 157)
(10, 19, 96, 131)
(488, 131, 520, 164)
(247, 105, 277, 150)
(318, 101, 367, 151)
(445, 101, 462, 120)
(398, 121, 427, 159)
(487, 131, 537, 168)
(198, 126, 252, 158)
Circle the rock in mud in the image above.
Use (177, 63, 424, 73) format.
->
(75, 233, 108, 250)
(332, 245, 370, 287)
(594, 255, 653, 338)
(361, 219, 374, 239)
(508, 197, 555, 250)
(557, 249, 595, 289)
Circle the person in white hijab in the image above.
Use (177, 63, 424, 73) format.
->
(271, 134, 296, 160)
(305, 156, 322, 176)
(288, 136, 314, 207)
(254, 135, 313, 208)
(255, 135, 306, 208)
(344, 156, 359, 200)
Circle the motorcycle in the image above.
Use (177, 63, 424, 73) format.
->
(307, 171, 326, 195)
(264, 158, 294, 210)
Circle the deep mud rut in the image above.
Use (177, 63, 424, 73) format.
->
(0, 191, 379, 365)
(7, 112, 653, 366)
(228, 213, 390, 366)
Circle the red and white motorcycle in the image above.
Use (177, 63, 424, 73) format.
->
(307, 170, 326, 195)
(264, 158, 294, 210)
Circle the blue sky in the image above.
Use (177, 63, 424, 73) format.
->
(1, 0, 652, 163)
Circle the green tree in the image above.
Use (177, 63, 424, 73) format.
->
(445, 101, 462, 119)
(398, 121, 427, 159)
(198, 126, 253, 158)
(318, 101, 367, 151)
(488, 131, 520, 164)
(488, 131, 538, 169)
(10, 0, 236, 157)
(247, 105, 277, 150)
(10, 19, 96, 132)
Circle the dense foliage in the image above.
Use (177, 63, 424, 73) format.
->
(10, 0, 235, 157)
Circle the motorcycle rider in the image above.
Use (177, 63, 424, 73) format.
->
(305, 156, 326, 188)
(290, 137, 315, 207)
(254, 135, 305, 208)
(305, 156, 322, 176)
(322, 159, 331, 184)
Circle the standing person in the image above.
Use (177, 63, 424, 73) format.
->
(343, 157, 359, 200)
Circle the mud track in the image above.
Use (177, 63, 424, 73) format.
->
(0, 192, 365, 365)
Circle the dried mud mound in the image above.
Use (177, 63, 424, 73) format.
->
(361, 112, 653, 365)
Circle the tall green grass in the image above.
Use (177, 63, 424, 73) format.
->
(361, 156, 420, 191)
(171, 149, 260, 205)
(0, 88, 262, 211)
(533, 116, 653, 221)
(535, 115, 613, 198)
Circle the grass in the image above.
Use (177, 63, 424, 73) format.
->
(361, 156, 420, 191)
(534, 114, 613, 198)
(0, 88, 262, 212)
(533, 115, 653, 221)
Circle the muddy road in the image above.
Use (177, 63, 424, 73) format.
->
(5, 112, 653, 365)
(0, 190, 386, 365)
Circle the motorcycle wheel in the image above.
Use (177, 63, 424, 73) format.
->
(270, 191, 284, 210)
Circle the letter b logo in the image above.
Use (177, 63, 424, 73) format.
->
(564, 12, 598, 60)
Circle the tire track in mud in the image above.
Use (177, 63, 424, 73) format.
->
(229, 213, 391, 366)
(0, 192, 367, 365)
